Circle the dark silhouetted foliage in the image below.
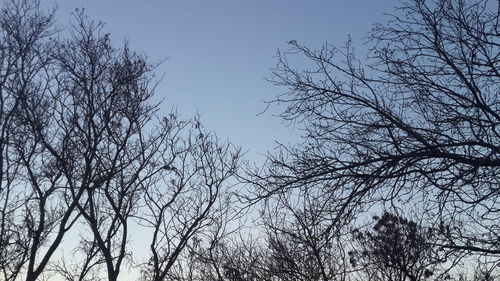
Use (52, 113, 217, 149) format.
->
(351, 213, 445, 281)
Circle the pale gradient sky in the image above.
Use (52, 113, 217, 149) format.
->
(39, 0, 400, 162)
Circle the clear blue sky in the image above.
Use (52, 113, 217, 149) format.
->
(40, 0, 400, 161)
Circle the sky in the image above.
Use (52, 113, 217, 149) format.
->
(29, 1, 404, 280)
(38, 0, 400, 163)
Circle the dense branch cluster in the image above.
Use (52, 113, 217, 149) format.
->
(245, 0, 499, 280)
(0, 0, 498, 280)
(259, 0, 499, 261)
(0, 1, 240, 281)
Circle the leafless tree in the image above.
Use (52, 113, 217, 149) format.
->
(152, 202, 264, 281)
(255, 0, 499, 271)
(0, 1, 241, 281)
(259, 185, 351, 281)
(0, 1, 58, 280)
(175, 187, 351, 281)
(51, 237, 105, 281)
(177, 230, 271, 281)
(43, 12, 165, 281)
(138, 118, 240, 281)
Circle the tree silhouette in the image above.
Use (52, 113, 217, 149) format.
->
(351, 212, 445, 281)
(255, 0, 499, 267)
(0, 1, 240, 280)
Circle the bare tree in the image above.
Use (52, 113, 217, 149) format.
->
(0, 1, 59, 280)
(259, 185, 351, 281)
(51, 237, 105, 281)
(138, 118, 240, 281)
(152, 196, 263, 281)
(0, 1, 241, 281)
(179, 229, 271, 281)
(255, 0, 499, 270)
(178, 187, 351, 281)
